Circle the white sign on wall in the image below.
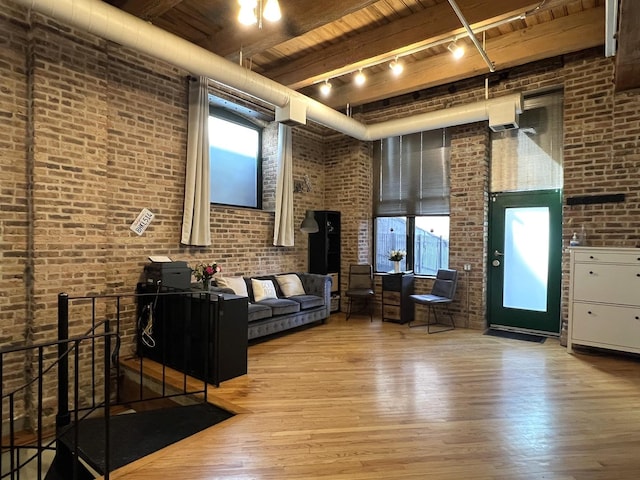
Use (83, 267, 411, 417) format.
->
(130, 208, 154, 236)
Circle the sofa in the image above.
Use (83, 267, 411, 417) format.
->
(209, 272, 332, 340)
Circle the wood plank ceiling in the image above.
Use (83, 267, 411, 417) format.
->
(103, 1, 620, 111)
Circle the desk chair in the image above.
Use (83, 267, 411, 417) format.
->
(345, 264, 375, 321)
(409, 269, 458, 333)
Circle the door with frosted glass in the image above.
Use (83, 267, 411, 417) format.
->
(488, 190, 562, 333)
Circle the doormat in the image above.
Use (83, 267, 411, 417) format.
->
(484, 328, 546, 343)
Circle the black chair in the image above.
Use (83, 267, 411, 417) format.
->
(345, 264, 375, 321)
(409, 269, 458, 333)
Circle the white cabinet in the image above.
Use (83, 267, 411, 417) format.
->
(568, 247, 640, 354)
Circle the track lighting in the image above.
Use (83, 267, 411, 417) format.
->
(354, 69, 366, 86)
(320, 80, 332, 97)
(389, 58, 403, 76)
(447, 41, 465, 60)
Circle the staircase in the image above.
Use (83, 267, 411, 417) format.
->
(1, 290, 227, 480)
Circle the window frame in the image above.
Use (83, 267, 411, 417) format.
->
(208, 106, 263, 209)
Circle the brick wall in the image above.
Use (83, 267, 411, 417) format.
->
(3, 0, 640, 426)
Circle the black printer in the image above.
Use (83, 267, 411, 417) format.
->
(143, 261, 192, 290)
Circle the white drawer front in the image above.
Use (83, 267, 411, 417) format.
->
(572, 303, 640, 348)
(573, 263, 640, 305)
(574, 251, 640, 264)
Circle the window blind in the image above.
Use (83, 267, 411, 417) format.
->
(373, 129, 450, 216)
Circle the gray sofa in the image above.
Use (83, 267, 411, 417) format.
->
(210, 273, 332, 340)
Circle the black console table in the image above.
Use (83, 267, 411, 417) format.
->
(381, 272, 415, 324)
(136, 284, 248, 386)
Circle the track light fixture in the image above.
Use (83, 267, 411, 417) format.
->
(354, 69, 366, 86)
(389, 57, 403, 76)
(447, 41, 465, 60)
(238, 0, 281, 27)
(319, 80, 332, 97)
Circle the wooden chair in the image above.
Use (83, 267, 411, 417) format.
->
(345, 264, 375, 321)
(409, 269, 458, 333)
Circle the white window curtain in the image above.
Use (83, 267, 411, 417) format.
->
(273, 123, 295, 246)
(181, 76, 211, 246)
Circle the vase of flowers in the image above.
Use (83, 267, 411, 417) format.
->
(388, 249, 406, 273)
(192, 261, 221, 290)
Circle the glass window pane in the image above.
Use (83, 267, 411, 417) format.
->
(375, 217, 407, 272)
(491, 91, 563, 193)
(503, 207, 549, 312)
(208, 114, 260, 208)
(414, 216, 449, 275)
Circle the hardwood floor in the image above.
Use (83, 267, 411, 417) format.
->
(113, 314, 640, 479)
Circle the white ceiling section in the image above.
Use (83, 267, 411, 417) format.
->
(14, 0, 523, 140)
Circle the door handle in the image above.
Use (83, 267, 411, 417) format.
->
(494, 250, 504, 257)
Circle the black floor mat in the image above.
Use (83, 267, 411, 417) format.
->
(59, 402, 233, 474)
(484, 328, 546, 343)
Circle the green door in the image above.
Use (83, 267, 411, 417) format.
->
(487, 190, 562, 334)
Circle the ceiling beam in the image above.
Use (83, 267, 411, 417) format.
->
(318, 6, 605, 109)
(614, 0, 640, 92)
(113, 0, 185, 20)
(266, 0, 543, 90)
(204, 0, 380, 59)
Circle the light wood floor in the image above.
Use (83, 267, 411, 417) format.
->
(112, 314, 640, 479)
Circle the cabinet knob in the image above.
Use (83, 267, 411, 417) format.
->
(589, 271, 594, 275)
(636, 316, 639, 320)
(590, 255, 594, 259)
(587, 311, 592, 315)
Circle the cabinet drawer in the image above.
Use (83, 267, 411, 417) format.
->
(383, 304, 401, 320)
(571, 302, 640, 349)
(572, 263, 640, 305)
(383, 292, 401, 305)
(574, 251, 640, 264)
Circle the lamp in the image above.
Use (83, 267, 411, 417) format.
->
(319, 80, 332, 97)
(447, 41, 465, 59)
(389, 58, 403, 76)
(300, 210, 319, 234)
(354, 69, 366, 86)
(238, 0, 281, 27)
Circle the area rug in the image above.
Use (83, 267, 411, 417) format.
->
(484, 328, 546, 343)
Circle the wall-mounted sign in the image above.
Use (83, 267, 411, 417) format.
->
(130, 208, 154, 236)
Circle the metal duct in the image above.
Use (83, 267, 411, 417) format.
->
(13, 0, 522, 141)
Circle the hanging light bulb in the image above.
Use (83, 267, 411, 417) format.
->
(447, 41, 465, 60)
(238, 0, 258, 25)
(354, 69, 366, 86)
(389, 57, 404, 76)
(320, 80, 332, 97)
(263, 0, 282, 22)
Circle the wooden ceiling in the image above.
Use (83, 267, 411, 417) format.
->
(103, 1, 620, 109)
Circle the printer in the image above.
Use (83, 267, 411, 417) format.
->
(143, 261, 192, 290)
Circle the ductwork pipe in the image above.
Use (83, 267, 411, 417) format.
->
(12, 0, 522, 141)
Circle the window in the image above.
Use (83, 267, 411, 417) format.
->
(208, 108, 262, 208)
(373, 129, 450, 275)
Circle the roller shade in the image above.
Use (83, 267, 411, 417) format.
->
(373, 129, 450, 216)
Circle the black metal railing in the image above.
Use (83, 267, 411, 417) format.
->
(0, 289, 215, 480)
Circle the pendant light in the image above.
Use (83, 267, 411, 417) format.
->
(238, 0, 281, 27)
(300, 210, 319, 234)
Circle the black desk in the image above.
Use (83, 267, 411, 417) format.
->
(381, 272, 415, 324)
(137, 285, 248, 386)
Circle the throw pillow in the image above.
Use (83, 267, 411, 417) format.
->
(251, 279, 278, 302)
(276, 274, 306, 297)
(215, 276, 248, 297)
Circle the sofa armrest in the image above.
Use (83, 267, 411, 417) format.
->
(298, 273, 332, 316)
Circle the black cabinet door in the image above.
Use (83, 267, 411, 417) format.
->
(308, 210, 341, 311)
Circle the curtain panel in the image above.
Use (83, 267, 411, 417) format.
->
(181, 76, 211, 246)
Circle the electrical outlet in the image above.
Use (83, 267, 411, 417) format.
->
(463, 264, 471, 271)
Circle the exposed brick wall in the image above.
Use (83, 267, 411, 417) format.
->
(3, 0, 640, 427)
